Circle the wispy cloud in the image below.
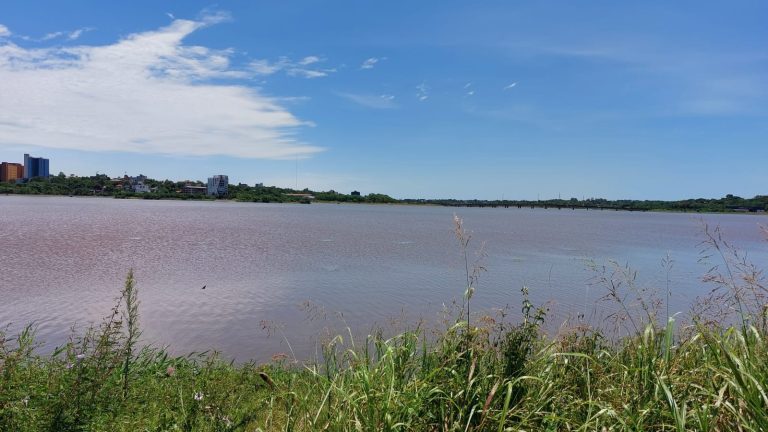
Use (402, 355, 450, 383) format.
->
(0, 15, 322, 159)
(338, 92, 397, 109)
(288, 67, 335, 79)
(17, 27, 92, 42)
(0, 25, 10, 38)
(360, 57, 384, 70)
(299, 55, 321, 65)
(66, 28, 90, 40)
(250, 58, 287, 75)
(276, 95, 311, 104)
(250, 55, 334, 79)
(196, 9, 232, 26)
(416, 82, 429, 101)
(503, 82, 517, 90)
(40, 31, 64, 41)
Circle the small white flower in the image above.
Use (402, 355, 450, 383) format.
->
(22, 396, 29, 407)
(193, 392, 204, 401)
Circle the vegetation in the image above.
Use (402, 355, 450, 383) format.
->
(1, 221, 767, 430)
(405, 194, 768, 213)
(0, 174, 215, 200)
(0, 174, 397, 205)
(2, 174, 766, 212)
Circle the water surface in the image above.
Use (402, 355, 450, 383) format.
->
(1, 196, 766, 361)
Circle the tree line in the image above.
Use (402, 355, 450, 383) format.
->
(0, 173, 397, 204)
(1, 173, 765, 212)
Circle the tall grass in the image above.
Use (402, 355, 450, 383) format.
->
(1, 222, 766, 431)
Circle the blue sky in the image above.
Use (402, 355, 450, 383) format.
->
(0, 1, 766, 200)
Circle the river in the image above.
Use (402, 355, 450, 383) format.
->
(1, 196, 766, 362)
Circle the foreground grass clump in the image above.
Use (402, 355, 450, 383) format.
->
(3, 295, 768, 430)
(2, 224, 767, 431)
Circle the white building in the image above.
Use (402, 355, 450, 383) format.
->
(117, 174, 151, 193)
(207, 175, 228, 197)
(132, 181, 151, 193)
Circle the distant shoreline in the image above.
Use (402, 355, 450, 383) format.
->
(2, 174, 766, 214)
(2, 193, 766, 215)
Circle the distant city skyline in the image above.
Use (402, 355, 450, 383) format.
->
(23, 153, 49, 180)
(1, 152, 50, 181)
(0, 1, 766, 200)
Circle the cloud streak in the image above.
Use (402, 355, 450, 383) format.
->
(360, 57, 384, 70)
(66, 28, 89, 40)
(416, 82, 429, 101)
(338, 92, 397, 109)
(464, 82, 474, 96)
(0, 16, 322, 159)
(503, 82, 517, 90)
(250, 55, 334, 79)
(16, 27, 92, 42)
(298, 55, 320, 65)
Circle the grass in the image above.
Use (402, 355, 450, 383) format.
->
(1, 223, 766, 431)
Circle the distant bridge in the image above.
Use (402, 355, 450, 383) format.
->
(445, 202, 649, 211)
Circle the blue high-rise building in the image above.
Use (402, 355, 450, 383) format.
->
(207, 175, 229, 197)
(23, 153, 50, 179)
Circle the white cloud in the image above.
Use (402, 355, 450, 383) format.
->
(67, 28, 90, 40)
(360, 57, 384, 70)
(503, 82, 517, 90)
(250, 55, 333, 79)
(416, 82, 429, 101)
(338, 92, 398, 109)
(0, 16, 322, 159)
(41, 32, 65, 41)
(299, 55, 320, 65)
(16, 27, 92, 42)
(288, 68, 333, 79)
(250, 58, 288, 75)
(276, 95, 311, 104)
(0, 25, 11, 38)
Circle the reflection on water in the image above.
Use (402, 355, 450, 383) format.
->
(1, 196, 766, 362)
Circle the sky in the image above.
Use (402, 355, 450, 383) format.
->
(0, 1, 766, 200)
